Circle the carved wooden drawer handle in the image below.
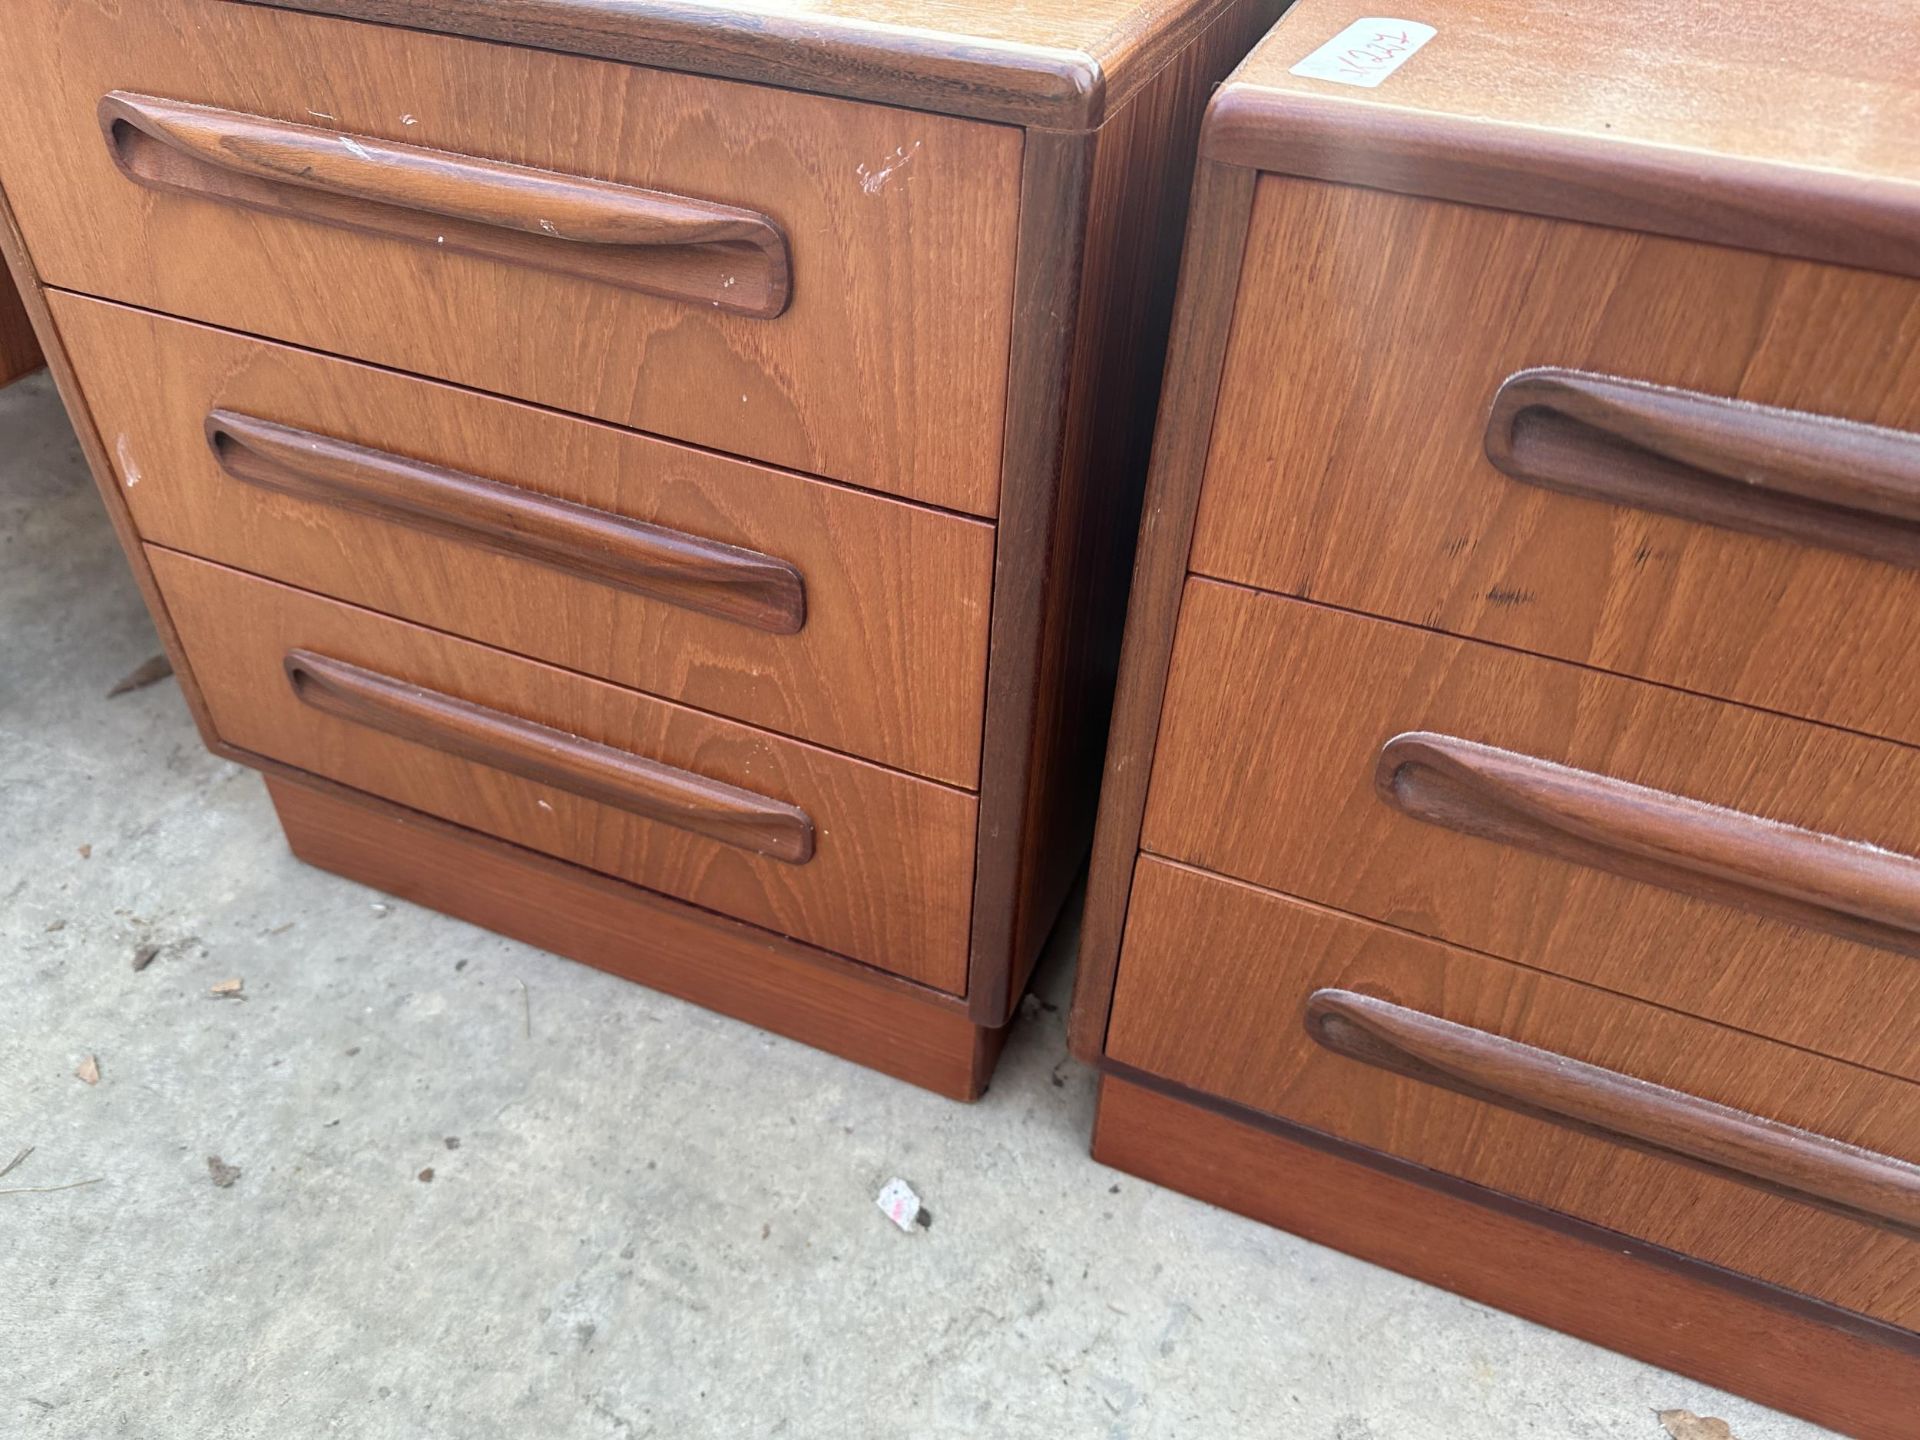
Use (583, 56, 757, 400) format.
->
(207, 411, 806, 634)
(1485, 367, 1920, 568)
(99, 92, 791, 317)
(1306, 989, 1920, 1237)
(1377, 732, 1920, 954)
(283, 650, 815, 863)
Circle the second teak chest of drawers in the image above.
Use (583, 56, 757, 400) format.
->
(0, 0, 1285, 1098)
(1070, 3, 1920, 1436)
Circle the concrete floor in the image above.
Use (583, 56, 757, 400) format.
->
(2, 365, 1836, 1439)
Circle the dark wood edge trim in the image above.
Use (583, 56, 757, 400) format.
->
(230, 0, 1103, 129)
(1064, 157, 1257, 1060)
(226, 742, 974, 1015)
(965, 127, 1097, 1023)
(1095, 1066, 1920, 1360)
(1203, 87, 1920, 280)
(0, 179, 223, 750)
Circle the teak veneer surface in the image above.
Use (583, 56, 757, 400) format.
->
(0, 266, 38, 385)
(1192, 179, 1920, 747)
(0, 0, 1020, 513)
(1107, 858, 1920, 1327)
(269, 776, 1003, 1099)
(1143, 581, 1920, 1083)
(1206, 0, 1920, 277)
(155, 550, 977, 991)
(1092, 1077, 1920, 1440)
(56, 295, 992, 787)
(242, 0, 1257, 128)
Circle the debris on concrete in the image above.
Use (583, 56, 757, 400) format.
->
(74, 1055, 99, 1086)
(44, 919, 65, 933)
(418, 1167, 435, 1183)
(1658, 1411, 1737, 1440)
(208, 978, 244, 999)
(875, 1177, 924, 1233)
(370, 901, 392, 917)
(444, 1137, 461, 1150)
(131, 942, 160, 972)
(105, 653, 173, 697)
(1, 1146, 33, 1179)
(77, 844, 91, 859)
(206, 1156, 240, 1189)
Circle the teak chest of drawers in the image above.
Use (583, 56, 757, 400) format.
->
(0, 0, 1284, 1099)
(1069, 2, 1920, 1434)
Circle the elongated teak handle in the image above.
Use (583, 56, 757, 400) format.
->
(1377, 731, 1920, 954)
(1485, 367, 1920, 567)
(99, 91, 791, 317)
(1305, 989, 1920, 1237)
(283, 650, 815, 863)
(207, 411, 805, 634)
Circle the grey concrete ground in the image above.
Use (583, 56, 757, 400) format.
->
(2, 365, 1834, 1439)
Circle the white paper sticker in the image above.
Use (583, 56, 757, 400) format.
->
(1288, 18, 1436, 88)
(875, 1177, 923, 1232)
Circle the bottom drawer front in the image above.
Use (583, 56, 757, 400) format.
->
(152, 549, 974, 992)
(1106, 857, 1920, 1326)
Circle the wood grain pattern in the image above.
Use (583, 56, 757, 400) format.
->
(100, 91, 791, 317)
(1485, 368, 1920, 569)
(0, 264, 38, 385)
(54, 296, 991, 785)
(1379, 731, 1920, 957)
(1, 0, 1020, 512)
(1306, 988, 1920, 1239)
(969, 0, 1280, 1024)
(1092, 1075, 1920, 1440)
(284, 649, 818, 863)
(1144, 582, 1920, 1082)
(1204, 0, 1920, 278)
(206, 408, 807, 635)
(1065, 156, 1257, 1061)
(240, 0, 1256, 129)
(1106, 857, 1920, 1325)
(269, 775, 1004, 1100)
(1191, 179, 1920, 745)
(153, 550, 977, 991)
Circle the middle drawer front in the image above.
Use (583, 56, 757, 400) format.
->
(61, 296, 992, 787)
(1106, 857, 1920, 1328)
(0, 0, 1020, 514)
(1143, 579, 1920, 1082)
(151, 550, 976, 994)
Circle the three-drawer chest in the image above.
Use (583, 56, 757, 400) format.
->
(1069, 2, 1920, 1433)
(0, 0, 1281, 1099)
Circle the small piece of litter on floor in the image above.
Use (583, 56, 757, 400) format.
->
(106, 654, 174, 697)
(77, 844, 91, 859)
(1657, 1410, 1737, 1440)
(0, 1177, 102, 1198)
(0, 1146, 34, 1180)
(418, 1167, 435, 1183)
(44, 919, 65, 933)
(875, 1177, 923, 1233)
(370, 902, 392, 917)
(444, 1137, 460, 1150)
(209, 978, 244, 998)
(75, 1055, 99, 1086)
(131, 943, 160, 972)
(206, 1156, 240, 1189)
(262, 921, 294, 937)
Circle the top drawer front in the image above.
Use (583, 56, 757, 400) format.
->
(1190, 176, 1920, 740)
(0, 0, 1021, 515)
(1143, 580, 1920, 1084)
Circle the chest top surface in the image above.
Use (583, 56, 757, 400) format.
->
(1206, 0, 1920, 274)
(235, 0, 1246, 127)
